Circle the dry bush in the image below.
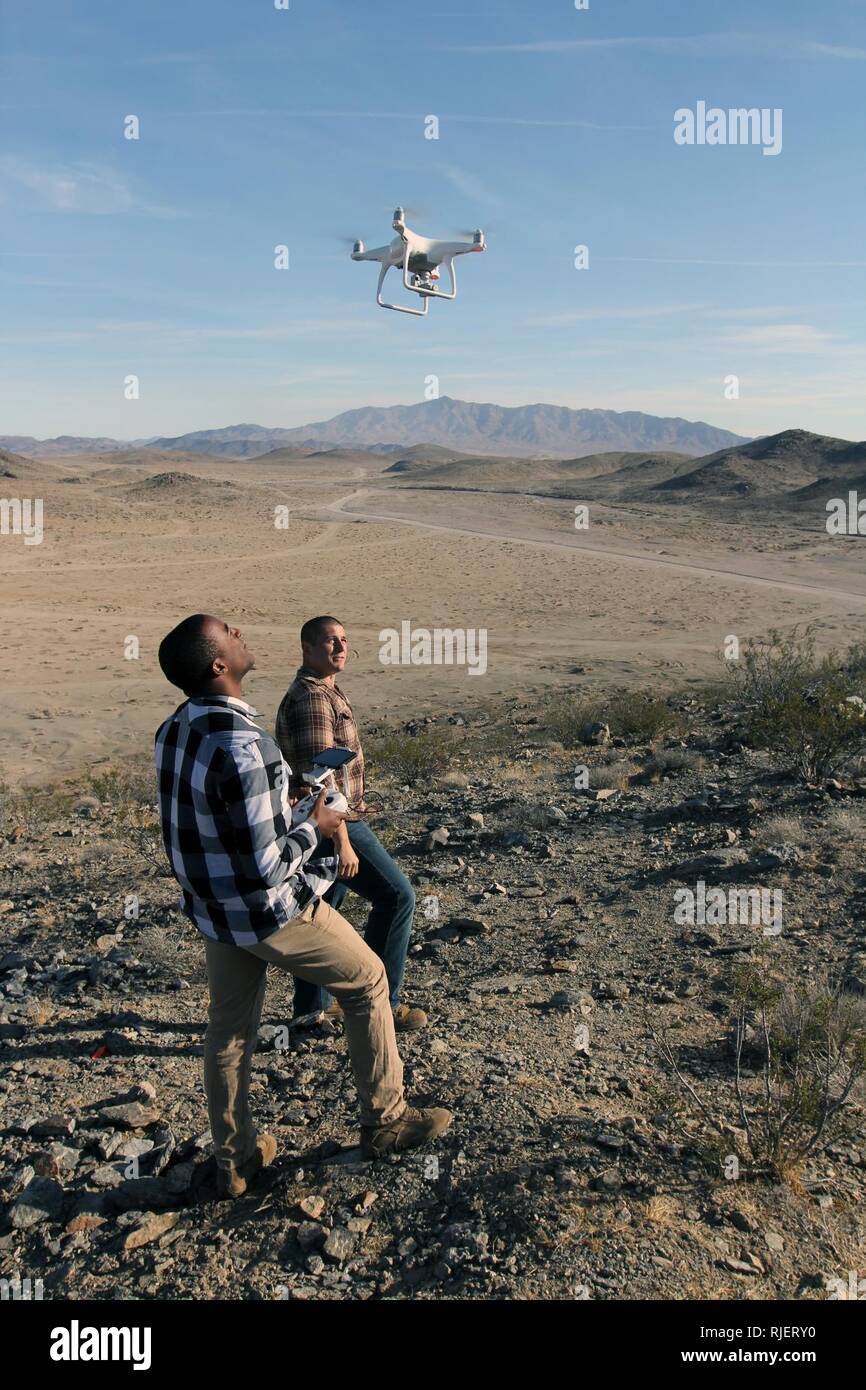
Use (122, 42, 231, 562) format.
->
(545, 689, 685, 746)
(640, 747, 705, 780)
(726, 629, 866, 782)
(588, 761, 636, 790)
(821, 805, 866, 844)
(650, 957, 866, 1183)
(366, 729, 453, 786)
(0, 780, 77, 834)
(754, 814, 808, 848)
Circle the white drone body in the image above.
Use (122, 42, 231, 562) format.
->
(351, 207, 485, 316)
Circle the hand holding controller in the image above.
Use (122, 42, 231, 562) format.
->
(290, 746, 355, 833)
(306, 787, 346, 839)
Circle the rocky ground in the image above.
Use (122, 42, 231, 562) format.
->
(1, 691, 865, 1302)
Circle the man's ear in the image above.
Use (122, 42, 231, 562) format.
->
(211, 655, 228, 678)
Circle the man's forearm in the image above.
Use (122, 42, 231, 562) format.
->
(332, 819, 351, 852)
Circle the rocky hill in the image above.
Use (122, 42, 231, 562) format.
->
(1, 685, 864, 1301)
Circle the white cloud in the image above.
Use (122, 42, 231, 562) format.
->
(437, 163, 504, 208)
(600, 256, 866, 269)
(443, 32, 866, 60)
(0, 315, 372, 348)
(0, 157, 179, 216)
(721, 323, 838, 352)
(528, 303, 713, 328)
(172, 107, 649, 131)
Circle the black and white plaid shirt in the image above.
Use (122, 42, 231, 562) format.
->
(154, 694, 338, 945)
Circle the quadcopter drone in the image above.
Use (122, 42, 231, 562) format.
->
(351, 207, 486, 316)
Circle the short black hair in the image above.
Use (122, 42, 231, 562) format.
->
(301, 615, 343, 647)
(158, 614, 220, 694)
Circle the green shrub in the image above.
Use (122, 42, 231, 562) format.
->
(366, 729, 453, 786)
(544, 689, 684, 745)
(727, 625, 818, 710)
(726, 629, 866, 781)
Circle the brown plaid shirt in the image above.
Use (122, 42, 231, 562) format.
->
(275, 667, 367, 819)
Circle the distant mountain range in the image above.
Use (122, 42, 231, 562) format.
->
(3, 427, 864, 514)
(0, 397, 749, 460)
(381, 428, 866, 511)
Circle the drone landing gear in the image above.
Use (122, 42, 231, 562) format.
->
(376, 249, 458, 316)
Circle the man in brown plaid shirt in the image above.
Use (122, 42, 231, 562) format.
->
(276, 616, 428, 1032)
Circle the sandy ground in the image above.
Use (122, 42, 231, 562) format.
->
(2, 453, 865, 786)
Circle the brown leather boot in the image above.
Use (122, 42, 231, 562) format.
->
(328, 1000, 428, 1031)
(217, 1133, 277, 1198)
(360, 1106, 452, 1158)
(393, 1003, 428, 1032)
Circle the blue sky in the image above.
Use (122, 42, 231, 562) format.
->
(1, 0, 865, 441)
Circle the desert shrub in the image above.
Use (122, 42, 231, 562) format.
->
(83, 762, 162, 865)
(639, 747, 704, 780)
(544, 689, 684, 746)
(588, 761, 635, 790)
(85, 764, 156, 814)
(651, 959, 866, 1183)
(821, 805, 866, 843)
(843, 640, 866, 678)
(727, 629, 866, 781)
(511, 797, 570, 829)
(751, 681, 866, 783)
(753, 814, 808, 848)
(731, 963, 866, 1180)
(366, 729, 453, 786)
(727, 625, 819, 709)
(0, 780, 77, 834)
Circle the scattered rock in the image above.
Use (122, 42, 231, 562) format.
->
(28, 1114, 76, 1139)
(97, 1102, 160, 1130)
(579, 722, 611, 746)
(424, 827, 450, 852)
(444, 916, 490, 936)
(549, 989, 594, 1016)
(298, 1196, 326, 1221)
(123, 1211, 179, 1253)
(323, 1227, 356, 1263)
(10, 1177, 65, 1229)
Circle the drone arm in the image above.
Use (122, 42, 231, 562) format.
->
(352, 243, 393, 262)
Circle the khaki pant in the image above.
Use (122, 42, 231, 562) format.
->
(203, 897, 405, 1169)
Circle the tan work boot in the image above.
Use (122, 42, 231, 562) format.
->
(393, 1003, 428, 1032)
(327, 1000, 428, 1032)
(360, 1105, 452, 1159)
(217, 1133, 277, 1198)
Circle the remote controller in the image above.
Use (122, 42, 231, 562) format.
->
(290, 746, 355, 827)
(291, 786, 349, 825)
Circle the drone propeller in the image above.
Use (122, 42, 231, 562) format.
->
(387, 202, 429, 220)
(451, 223, 495, 240)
